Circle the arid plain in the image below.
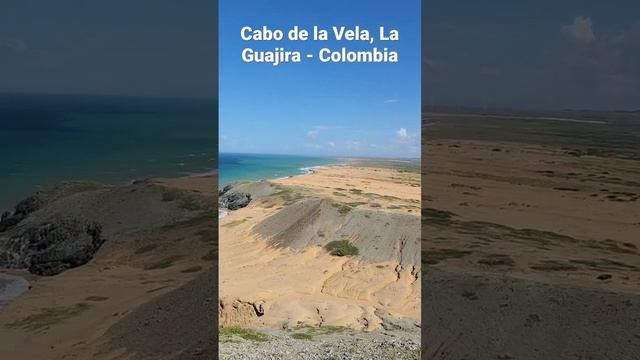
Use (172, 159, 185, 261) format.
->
(422, 109, 640, 360)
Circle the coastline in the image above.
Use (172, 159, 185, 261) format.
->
(219, 164, 329, 219)
(218, 153, 340, 189)
(0, 273, 30, 310)
(0, 171, 217, 359)
(219, 162, 421, 333)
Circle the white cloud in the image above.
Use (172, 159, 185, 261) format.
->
(562, 17, 596, 44)
(328, 141, 335, 148)
(383, 99, 398, 103)
(396, 128, 408, 138)
(306, 129, 319, 138)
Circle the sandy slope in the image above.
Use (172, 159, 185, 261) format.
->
(219, 165, 421, 331)
(0, 176, 217, 360)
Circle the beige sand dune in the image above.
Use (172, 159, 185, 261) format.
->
(219, 165, 421, 331)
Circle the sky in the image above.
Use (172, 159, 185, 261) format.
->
(219, 0, 421, 158)
(424, 0, 640, 111)
(0, 0, 216, 99)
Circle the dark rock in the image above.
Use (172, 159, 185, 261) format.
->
(14, 194, 45, 217)
(219, 190, 251, 211)
(0, 220, 105, 276)
(597, 274, 612, 281)
(132, 178, 151, 185)
(219, 184, 234, 197)
(0, 194, 46, 232)
(0, 216, 21, 233)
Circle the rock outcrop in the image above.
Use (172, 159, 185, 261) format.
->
(0, 220, 105, 276)
(0, 193, 46, 232)
(219, 185, 251, 210)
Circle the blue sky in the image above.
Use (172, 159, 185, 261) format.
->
(219, 0, 421, 158)
(425, 0, 640, 110)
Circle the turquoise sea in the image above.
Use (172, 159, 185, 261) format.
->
(219, 153, 338, 188)
(0, 93, 217, 212)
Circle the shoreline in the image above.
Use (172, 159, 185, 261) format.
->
(219, 163, 421, 331)
(218, 164, 336, 219)
(0, 273, 30, 310)
(219, 165, 335, 189)
(0, 171, 217, 359)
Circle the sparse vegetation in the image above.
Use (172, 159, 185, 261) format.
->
(201, 249, 216, 261)
(530, 260, 579, 271)
(423, 208, 456, 226)
(194, 227, 215, 242)
(291, 332, 313, 340)
(423, 248, 471, 265)
(160, 186, 211, 211)
(346, 202, 366, 208)
(220, 327, 269, 342)
(145, 255, 183, 270)
(8, 303, 92, 332)
(181, 265, 203, 273)
(160, 212, 213, 231)
(134, 243, 159, 255)
(161, 188, 182, 202)
(478, 254, 515, 267)
(297, 325, 347, 335)
(221, 218, 247, 228)
(331, 203, 353, 215)
(424, 207, 579, 248)
(461, 290, 478, 300)
(45, 181, 104, 199)
(273, 186, 305, 205)
(325, 241, 359, 257)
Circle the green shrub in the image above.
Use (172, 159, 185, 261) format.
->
(220, 327, 269, 342)
(324, 241, 359, 257)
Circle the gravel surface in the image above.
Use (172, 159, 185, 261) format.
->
(219, 328, 420, 360)
(423, 268, 640, 360)
(103, 267, 217, 359)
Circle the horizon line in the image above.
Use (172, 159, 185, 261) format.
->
(219, 151, 421, 161)
(0, 90, 217, 102)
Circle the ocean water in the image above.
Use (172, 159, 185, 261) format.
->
(0, 93, 217, 211)
(219, 153, 338, 188)
(0, 275, 30, 309)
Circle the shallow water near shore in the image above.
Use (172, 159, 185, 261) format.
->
(0, 275, 30, 310)
(219, 153, 338, 188)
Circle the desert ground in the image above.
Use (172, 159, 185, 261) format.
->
(218, 164, 421, 359)
(422, 109, 640, 359)
(0, 176, 217, 360)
